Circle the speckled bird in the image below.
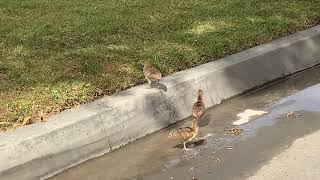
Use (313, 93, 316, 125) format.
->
(192, 89, 205, 121)
(143, 61, 162, 88)
(168, 119, 199, 151)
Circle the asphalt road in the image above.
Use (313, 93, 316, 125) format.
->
(51, 65, 320, 180)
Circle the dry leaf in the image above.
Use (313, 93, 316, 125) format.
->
(0, 122, 11, 126)
(21, 116, 32, 126)
(38, 110, 47, 122)
(224, 127, 243, 135)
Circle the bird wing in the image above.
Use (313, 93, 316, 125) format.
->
(144, 67, 162, 80)
(192, 102, 205, 118)
(168, 127, 193, 140)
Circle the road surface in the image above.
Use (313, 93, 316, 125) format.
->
(51, 65, 320, 180)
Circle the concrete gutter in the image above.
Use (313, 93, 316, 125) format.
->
(1, 25, 320, 180)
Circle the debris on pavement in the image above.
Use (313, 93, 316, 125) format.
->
(286, 111, 302, 118)
(224, 127, 243, 136)
(208, 155, 220, 162)
(226, 146, 234, 150)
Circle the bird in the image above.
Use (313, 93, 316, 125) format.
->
(192, 89, 205, 121)
(168, 118, 199, 151)
(143, 61, 162, 88)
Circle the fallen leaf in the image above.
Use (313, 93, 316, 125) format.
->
(0, 122, 11, 126)
(21, 116, 32, 126)
(38, 110, 47, 122)
(224, 127, 243, 136)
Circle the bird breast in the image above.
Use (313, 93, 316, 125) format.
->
(144, 67, 162, 80)
(192, 102, 205, 117)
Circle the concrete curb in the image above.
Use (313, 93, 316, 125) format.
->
(1, 25, 320, 180)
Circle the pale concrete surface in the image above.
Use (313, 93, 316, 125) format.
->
(51, 65, 320, 180)
(248, 130, 320, 180)
(1, 25, 320, 180)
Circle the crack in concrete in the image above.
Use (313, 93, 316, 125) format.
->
(204, 77, 216, 105)
(98, 113, 113, 152)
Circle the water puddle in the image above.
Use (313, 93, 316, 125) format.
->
(233, 109, 268, 125)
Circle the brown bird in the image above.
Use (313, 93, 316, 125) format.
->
(143, 61, 162, 88)
(192, 89, 205, 121)
(168, 119, 199, 151)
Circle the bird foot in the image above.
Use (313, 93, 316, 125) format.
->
(193, 137, 200, 141)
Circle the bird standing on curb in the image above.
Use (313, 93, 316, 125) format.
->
(143, 61, 162, 88)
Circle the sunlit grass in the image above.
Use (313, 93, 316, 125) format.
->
(188, 20, 232, 35)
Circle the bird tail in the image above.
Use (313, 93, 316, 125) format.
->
(168, 130, 182, 140)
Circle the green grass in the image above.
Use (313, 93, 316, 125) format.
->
(0, 0, 320, 131)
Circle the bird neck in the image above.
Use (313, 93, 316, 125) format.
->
(191, 119, 199, 133)
(197, 94, 203, 103)
(144, 62, 150, 70)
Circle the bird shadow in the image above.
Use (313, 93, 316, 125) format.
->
(198, 115, 210, 128)
(149, 81, 167, 92)
(173, 139, 206, 149)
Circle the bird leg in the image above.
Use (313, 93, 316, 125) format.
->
(183, 141, 191, 151)
(189, 135, 196, 142)
(146, 78, 152, 88)
(157, 80, 161, 89)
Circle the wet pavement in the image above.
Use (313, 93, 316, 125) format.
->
(51, 65, 320, 180)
